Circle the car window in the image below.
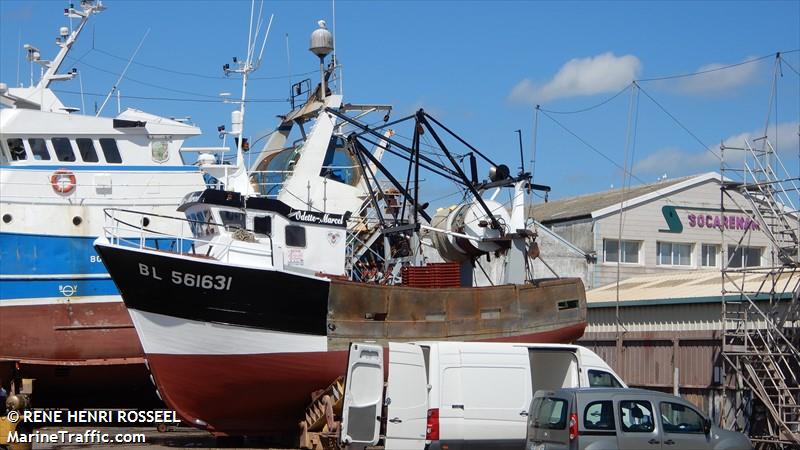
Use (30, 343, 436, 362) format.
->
(620, 400, 654, 432)
(660, 402, 704, 434)
(584, 400, 615, 430)
(533, 397, 568, 430)
(588, 369, 623, 387)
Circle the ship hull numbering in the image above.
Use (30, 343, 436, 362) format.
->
(95, 241, 587, 435)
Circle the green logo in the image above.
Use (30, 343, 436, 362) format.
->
(659, 205, 683, 233)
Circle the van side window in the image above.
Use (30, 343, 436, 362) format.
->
(99, 138, 122, 163)
(659, 402, 704, 434)
(588, 369, 623, 388)
(534, 397, 568, 430)
(584, 401, 615, 431)
(76, 138, 99, 162)
(420, 346, 431, 382)
(7, 139, 26, 160)
(285, 225, 306, 247)
(28, 138, 50, 160)
(620, 400, 654, 432)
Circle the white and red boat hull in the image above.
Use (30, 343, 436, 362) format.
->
(95, 240, 588, 435)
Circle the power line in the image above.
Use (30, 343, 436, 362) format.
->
(69, 57, 223, 99)
(53, 89, 287, 103)
(538, 107, 648, 186)
(637, 51, 783, 82)
(92, 47, 318, 81)
(538, 84, 632, 115)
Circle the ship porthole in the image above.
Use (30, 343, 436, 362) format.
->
(72, 216, 83, 226)
(142, 217, 150, 227)
(2, 214, 11, 223)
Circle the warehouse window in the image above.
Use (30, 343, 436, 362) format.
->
(603, 239, 640, 264)
(657, 242, 692, 266)
(701, 244, 718, 267)
(727, 245, 761, 268)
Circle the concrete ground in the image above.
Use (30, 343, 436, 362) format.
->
(21, 426, 298, 450)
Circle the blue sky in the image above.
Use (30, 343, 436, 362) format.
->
(2, 0, 798, 203)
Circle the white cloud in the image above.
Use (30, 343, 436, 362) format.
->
(676, 58, 761, 94)
(633, 122, 800, 177)
(633, 147, 719, 177)
(509, 52, 642, 104)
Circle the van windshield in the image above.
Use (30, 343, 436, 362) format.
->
(531, 397, 568, 430)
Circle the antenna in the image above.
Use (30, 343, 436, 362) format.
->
(515, 129, 524, 175)
(96, 28, 149, 116)
(285, 33, 291, 96)
(332, 0, 341, 96)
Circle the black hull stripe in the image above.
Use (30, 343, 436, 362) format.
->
(95, 244, 330, 336)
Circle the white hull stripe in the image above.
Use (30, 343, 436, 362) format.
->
(0, 295, 123, 307)
(128, 309, 327, 356)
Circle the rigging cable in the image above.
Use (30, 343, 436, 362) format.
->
(635, 84, 718, 160)
(91, 46, 319, 81)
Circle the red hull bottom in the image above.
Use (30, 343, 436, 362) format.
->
(146, 322, 586, 435)
(0, 302, 159, 408)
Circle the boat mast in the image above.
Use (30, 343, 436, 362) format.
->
(37, 1, 106, 90)
(221, 1, 273, 190)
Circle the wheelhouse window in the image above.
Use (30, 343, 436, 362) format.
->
(657, 242, 692, 266)
(620, 400, 654, 433)
(285, 225, 306, 247)
(251, 144, 303, 197)
(584, 400, 615, 430)
(603, 239, 640, 264)
(76, 138, 99, 163)
(52, 137, 76, 162)
(701, 244, 718, 267)
(659, 402, 705, 434)
(28, 138, 50, 160)
(253, 216, 272, 235)
(727, 245, 761, 268)
(99, 138, 122, 163)
(219, 211, 246, 230)
(6, 139, 26, 160)
(319, 136, 361, 186)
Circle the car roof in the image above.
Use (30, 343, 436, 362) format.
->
(537, 387, 683, 399)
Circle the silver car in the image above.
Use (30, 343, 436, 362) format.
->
(526, 388, 752, 450)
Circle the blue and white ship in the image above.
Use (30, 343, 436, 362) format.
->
(0, 1, 243, 407)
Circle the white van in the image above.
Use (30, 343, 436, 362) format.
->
(340, 341, 625, 450)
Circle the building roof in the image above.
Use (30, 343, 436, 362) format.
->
(529, 172, 718, 224)
(586, 269, 797, 308)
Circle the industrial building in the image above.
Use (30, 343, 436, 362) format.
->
(530, 143, 800, 448)
(529, 172, 772, 289)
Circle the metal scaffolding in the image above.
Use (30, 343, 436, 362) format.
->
(720, 135, 800, 449)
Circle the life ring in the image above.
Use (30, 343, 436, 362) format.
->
(50, 169, 76, 194)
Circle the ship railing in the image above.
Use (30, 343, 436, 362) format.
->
(101, 207, 275, 267)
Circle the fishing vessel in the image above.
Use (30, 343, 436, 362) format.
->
(94, 21, 587, 435)
(0, 1, 245, 406)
